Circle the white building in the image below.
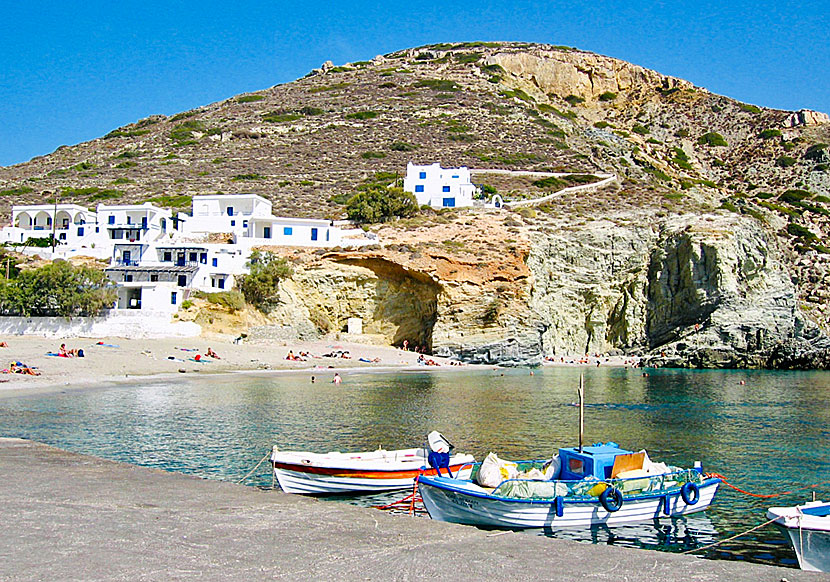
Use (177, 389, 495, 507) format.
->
(403, 162, 478, 208)
(182, 194, 273, 238)
(2, 204, 97, 246)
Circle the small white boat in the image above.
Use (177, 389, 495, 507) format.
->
(767, 500, 830, 572)
(418, 442, 721, 529)
(271, 431, 475, 495)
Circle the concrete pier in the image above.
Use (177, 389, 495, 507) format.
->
(0, 438, 821, 581)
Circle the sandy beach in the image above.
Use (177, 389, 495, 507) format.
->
(0, 334, 483, 396)
(0, 333, 639, 397)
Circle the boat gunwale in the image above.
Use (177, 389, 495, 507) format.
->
(418, 474, 722, 506)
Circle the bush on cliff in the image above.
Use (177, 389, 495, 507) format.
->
(236, 250, 293, 311)
(0, 260, 115, 318)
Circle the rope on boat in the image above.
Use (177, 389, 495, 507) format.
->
(373, 475, 422, 515)
(706, 472, 830, 499)
(236, 451, 272, 485)
(681, 517, 779, 555)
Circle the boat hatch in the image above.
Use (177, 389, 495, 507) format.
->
(558, 443, 633, 481)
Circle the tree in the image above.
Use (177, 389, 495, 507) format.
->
(346, 185, 418, 224)
(236, 250, 293, 311)
(0, 260, 115, 317)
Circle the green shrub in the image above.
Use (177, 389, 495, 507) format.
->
(0, 186, 34, 197)
(632, 124, 650, 135)
(115, 161, 137, 169)
(454, 53, 481, 63)
(698, 132, 728, 147)
(564, 95, 585, 106)
(193, 290, 246, 312)
(500, 88, 534, 103)
(390, 141, 418, 151)
(169, 120, 209, 143)
(759, 129, 782, 139)
(262, 112, 301, 123)
(298, 106, 323, 116)
(346, 186, 418, 224)
(479, 64, 505, 75)
(787, 222, 817, 240)
(598, 92, 617, 101)
(593, 121, 611, 129)
(755, 191, 775, 199)
(675, 128, 690, 138)
(237, 95, 264, 103)
(815, 195, 830, 203)
(181, 300, 193, 310)
(308, 82, 350, 93)
(232, 173, 264, 181)
(739, 103, 761, 113)
(346, 110, 379, 120)
(776, 156, 797, 168)
(361, 151, 386, 159)
(779, 189, 812, 203)
(532, 176, 566, 190)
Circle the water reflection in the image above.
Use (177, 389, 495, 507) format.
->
(0, 366, 828, 568)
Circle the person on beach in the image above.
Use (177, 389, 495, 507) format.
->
(332, 373, 342, 385)
(59, 343, 77, 357)
(206, 347, 220, 359)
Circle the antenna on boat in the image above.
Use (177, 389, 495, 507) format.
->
(578, 374, 584, 453)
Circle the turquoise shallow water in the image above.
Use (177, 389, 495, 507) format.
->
(1, 366, 828, 568)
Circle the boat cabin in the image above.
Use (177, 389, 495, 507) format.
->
(558, 442, 633, 481)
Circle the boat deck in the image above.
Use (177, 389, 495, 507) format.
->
(0, 437, 817, 581)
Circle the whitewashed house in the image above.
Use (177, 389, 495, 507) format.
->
(403, 162, 478, 208)
(181, 193, 273, 238)
(2, 204, 97, 247)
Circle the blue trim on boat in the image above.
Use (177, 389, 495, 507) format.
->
(801, 503, 830, 517)
(418, 474, 722, 506)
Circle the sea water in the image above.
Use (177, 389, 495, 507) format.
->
(1, 366, 828, 568)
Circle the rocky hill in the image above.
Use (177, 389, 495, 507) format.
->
(2, 41, 829, 368)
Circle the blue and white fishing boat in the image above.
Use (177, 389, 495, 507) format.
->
(767, 500, 830, 572)
(418, 442, 721, 529)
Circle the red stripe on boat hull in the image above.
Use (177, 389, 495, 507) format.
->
(272, 461, 468, 479)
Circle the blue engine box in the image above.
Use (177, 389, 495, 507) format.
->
(558, 442, 633, 481)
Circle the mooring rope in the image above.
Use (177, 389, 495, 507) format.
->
(681, 517, 779, 554)
(706, 472, 830, 499)
(236, 450, 271, 485)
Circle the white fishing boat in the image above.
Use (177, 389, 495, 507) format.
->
(271, 431, 475, 494)
(767, 500, 830, 572)
(418, 442, 720, 529)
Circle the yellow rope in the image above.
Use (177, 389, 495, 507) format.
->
(681, 517, 779, 554)
(236, 450, 271, 485)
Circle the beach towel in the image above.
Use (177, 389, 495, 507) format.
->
(45, 352, 68, 357)
(95, 342, 119, 348)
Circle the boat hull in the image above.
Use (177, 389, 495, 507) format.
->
(768, 502, 830, 572)
(274, 463, 474, 494)
(418, 476, 720, 529)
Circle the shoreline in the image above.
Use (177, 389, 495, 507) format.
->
(0, 334, 640, 398)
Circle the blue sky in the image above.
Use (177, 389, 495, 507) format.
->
(1, 0, 827, 167)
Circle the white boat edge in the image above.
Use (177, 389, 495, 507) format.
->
(767, 501, 830, 572)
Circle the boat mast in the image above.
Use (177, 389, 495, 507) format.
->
(578, 374, 584, 453)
